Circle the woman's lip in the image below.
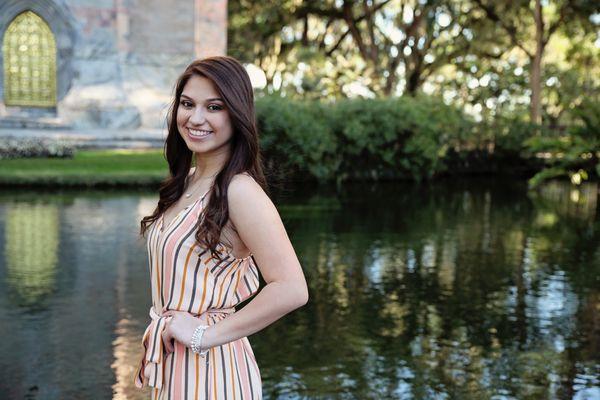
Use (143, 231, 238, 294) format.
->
(187, 128, 213, 140)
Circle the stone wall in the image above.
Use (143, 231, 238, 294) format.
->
(119, 0, 195, 129)
(0, 0, 228, 129)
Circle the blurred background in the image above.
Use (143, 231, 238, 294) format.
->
(0, 1, 599, 399)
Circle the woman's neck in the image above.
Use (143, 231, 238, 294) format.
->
(191, 150, 229, 180)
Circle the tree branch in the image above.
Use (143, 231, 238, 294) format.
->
(544, 1, 570, 45)
(472, 0, 533, 58)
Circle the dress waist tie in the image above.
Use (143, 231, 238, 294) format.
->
(134, 305, 235, 389)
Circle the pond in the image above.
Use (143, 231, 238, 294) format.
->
(0, 178, 598, 399)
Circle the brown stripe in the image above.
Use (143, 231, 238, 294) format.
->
(159, 205, 194, 306)
(196, 267, 210, 314)
(184, 346, 189, 400)
(211, 257, 235, 274)
(242, 347, 255, 400)
(148, 318, 163, 365)
(215, 262, 239, 308)
(194, 353, 199, 400)
(219, 345, 228, 400)
(176, 242, 198, 309)
(228, 342, 237, 400)
(219, 268, 240, 309)
(166, 222, 199, 309)
(186, 254, 204, 313)
(167, 349, 175, 400)
(231, 341, 245, 400)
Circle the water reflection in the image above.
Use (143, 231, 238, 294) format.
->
(4, 203, 59, 309)
(0, 180, 597, 399)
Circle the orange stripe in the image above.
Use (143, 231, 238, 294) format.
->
(228, 342, 237, 399)
(216, 261, 239, 307)
(196, 267, 210, 314)
(176, 242, 198, 309)
(154, 253, 161, 307)
(233, 267, 243, 294)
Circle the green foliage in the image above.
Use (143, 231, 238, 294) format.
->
(257, 95, 599, 185)
(491, 116, 543, 155)
(256, 95, 473, 182)
(256, 96, 340, 180)
(525, 98, 600, 189)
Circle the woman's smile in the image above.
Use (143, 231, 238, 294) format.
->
(187, 128, 213, 140)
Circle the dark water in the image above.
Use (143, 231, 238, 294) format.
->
(0, 179, 598, 400)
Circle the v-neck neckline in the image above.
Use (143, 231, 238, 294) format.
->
(159, 190, 210, 233)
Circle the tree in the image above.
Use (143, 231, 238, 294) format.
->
(229, 0, 474, 98)
(468, 0, 598, 125)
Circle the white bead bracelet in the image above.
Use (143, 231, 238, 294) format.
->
(190, 325, 209, 356)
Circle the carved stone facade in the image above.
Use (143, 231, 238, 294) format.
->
(0, 0, 227, 129)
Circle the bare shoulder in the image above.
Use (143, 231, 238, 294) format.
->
(227, 173, 268, 204)
(226, 173, 279, 236)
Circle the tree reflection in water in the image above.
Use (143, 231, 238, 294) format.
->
(257, 179, 599, 399)
(0, 180, 597, 399)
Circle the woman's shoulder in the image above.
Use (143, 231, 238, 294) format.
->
(228, 172, 270, 205)
(229, 172, 259, 192)
(227, 173, 275, 228)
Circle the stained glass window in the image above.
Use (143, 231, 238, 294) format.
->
(2, 11, 57, 107)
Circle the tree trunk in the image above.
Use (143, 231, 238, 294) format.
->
(405, 71, 420, 96)
(530, 0, 544, 127)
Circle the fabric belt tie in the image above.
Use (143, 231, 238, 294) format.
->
(134, 306, 235, 389)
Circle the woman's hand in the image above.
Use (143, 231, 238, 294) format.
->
(161, 310, 208, 353)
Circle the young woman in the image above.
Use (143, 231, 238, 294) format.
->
(134, 56, 309, 399)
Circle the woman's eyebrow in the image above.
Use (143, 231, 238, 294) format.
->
(181, 94, 223, 102)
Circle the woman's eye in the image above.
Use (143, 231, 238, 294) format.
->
(180, 100, 193, 108)
(208, 104, 223, 111)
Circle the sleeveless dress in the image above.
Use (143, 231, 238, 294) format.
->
(134, 190, 263, 399)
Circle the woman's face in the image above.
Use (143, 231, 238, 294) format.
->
(176, 75, 233, 156)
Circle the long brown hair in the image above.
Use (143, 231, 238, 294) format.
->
(140, 56, 268, 260)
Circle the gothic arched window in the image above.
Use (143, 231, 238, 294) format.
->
(2, 10, 57, 107)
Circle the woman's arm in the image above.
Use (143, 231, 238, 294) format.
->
(162, 173, 308, 352)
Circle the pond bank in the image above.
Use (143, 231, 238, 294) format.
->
(0, 148, 590, 188)
(0, 149, 167, 187)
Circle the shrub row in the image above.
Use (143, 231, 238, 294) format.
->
(0, 137, 75, 160)
(256, 95, 473, 183)
(256, 95, 599, 185)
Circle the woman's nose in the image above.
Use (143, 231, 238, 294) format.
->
(189, 107, 206, 124)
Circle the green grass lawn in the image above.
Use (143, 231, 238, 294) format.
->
(0, 149, 169, 187)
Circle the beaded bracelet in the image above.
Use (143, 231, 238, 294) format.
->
(190, 325, 209, 356)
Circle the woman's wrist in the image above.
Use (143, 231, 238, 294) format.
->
(187, 322, 216, 353)
(201, 325, 215, 348)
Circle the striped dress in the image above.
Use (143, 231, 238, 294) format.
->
(134, 190, 262, 399)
